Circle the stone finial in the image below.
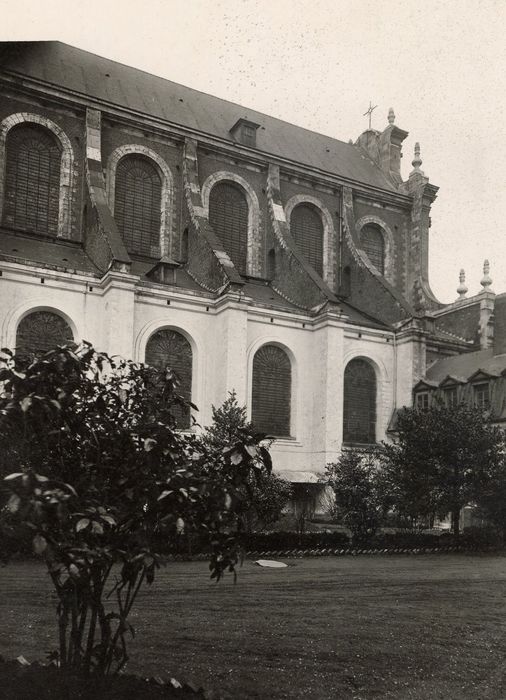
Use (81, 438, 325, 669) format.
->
(457, 268, 468, 300)
(481, 259, 494, 292)
(409, 142, 425, 177)
(388, 108, 395, 125)
(412, 142, 422, 170)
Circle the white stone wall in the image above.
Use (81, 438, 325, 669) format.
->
(0, 263, 420, 476)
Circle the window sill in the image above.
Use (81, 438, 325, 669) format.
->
(270, 436, 302, 447)
(342, 442, 379, 450)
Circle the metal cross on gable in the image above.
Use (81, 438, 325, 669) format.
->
(363, 101, 378, 130)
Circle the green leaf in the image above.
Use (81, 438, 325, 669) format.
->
(144, 438, 157, 452)
(157, 490, 173, 501)
(230, 451, 243, 466)
(91, 521, 104, 535)
(245, 445, 258, 458)
(20, 397, 32, 412)
(7, 494, 20, 513)
(33, 534, 47, 555)
(4, 473, 24, 481)
(76, 518, 90, 532)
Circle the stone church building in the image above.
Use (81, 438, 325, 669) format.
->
(0, 41, 500, 482)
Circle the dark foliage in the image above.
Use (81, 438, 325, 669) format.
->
(379, 404, 505, 535)
(202, 391, 292, 532)
(324, 450, 386, 541)
(0, 344, 271, 676)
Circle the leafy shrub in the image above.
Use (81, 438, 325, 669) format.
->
(325, 451, 386, 541)
(0, 344, 271, 675)
(201, 391, 292, 532)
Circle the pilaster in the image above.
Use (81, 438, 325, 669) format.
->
(214, 293, 249, 405)
(99, 270, 138, 357)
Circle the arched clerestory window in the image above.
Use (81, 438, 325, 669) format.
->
(145, 329, 193, 429)
(16, 310, 74, 359)
(114, 155, 162, 257)
(343, 358, 377, 444)
(208, 181, 248, 274)
(251, 344, 291, 437)
(290, 203, 324, 277)
(3, 124, 62, 235)
(360, 224, 385, 275)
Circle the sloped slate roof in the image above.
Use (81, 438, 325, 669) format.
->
(0, 41, 397, 192)
(0, 228, 100, 275)
(426, 348, 506, 383)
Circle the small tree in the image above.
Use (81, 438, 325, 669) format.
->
(202, 391, 292, 532)
(291, 482, 322, 537)
(324, 450, 385, 541)
(380, 403, 505, 536)
(0, 345, 271, 675)
(474, 450, 506, 540)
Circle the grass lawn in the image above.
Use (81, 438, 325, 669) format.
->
(1, 555, 506, 699)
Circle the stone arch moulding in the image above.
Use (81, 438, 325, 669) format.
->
(355, 215, 395, 284)
(2, 299, 80, 349)
(0, 112, 75, 238)
(201, 171, 262, 277)
(134, 319, 204, 418)
(284, 194, 335, 288)
(342, 350, 392, 442)
(246, 336, 298, 440)
(106, 144, 174, 257)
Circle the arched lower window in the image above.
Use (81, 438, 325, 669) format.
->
(360, 224, 385, 275)
(114, 155, 162, 256)
(3, 124, 62, 235)
(145, 329, 192, 429)
(16, 310, 74, 358)
(343, 358, 376, 444)
(251, 344, 291, 437)
(290, 204, 324, 277)
(208, 181, 248, 274)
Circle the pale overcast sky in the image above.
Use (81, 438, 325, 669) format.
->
(2, 0, 505, 303)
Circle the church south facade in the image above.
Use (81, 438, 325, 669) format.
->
(0, 42, 474, 481)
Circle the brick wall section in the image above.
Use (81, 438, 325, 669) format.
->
(0, 94, 83, 240)
(280, 178, 340, 291)
(182, 138, 243, 292)
(341, 186, 412, 325)
(266, 164, 337, 310)
(84, 109, 130, 272)
(353, 199, 409, 292)
(102, 123, 182, 258)
(198, 153, 265, 276)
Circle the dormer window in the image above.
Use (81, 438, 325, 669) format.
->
(474, 382, 490, 409)
(230, 118, 260, 148)
(444, 386, 458, 408)
(415, 391, 430, 410)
